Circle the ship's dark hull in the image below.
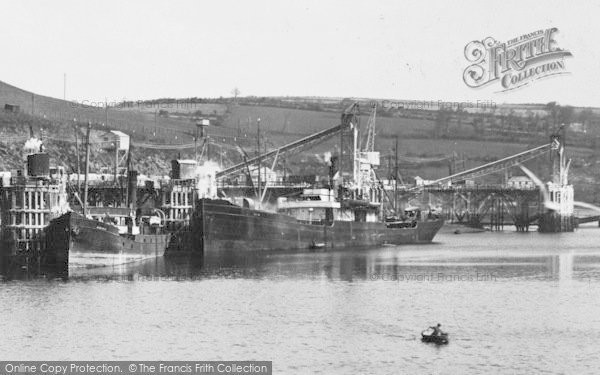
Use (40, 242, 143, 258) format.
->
(185, 199, 444, 254)
(45, 212, 170, 268)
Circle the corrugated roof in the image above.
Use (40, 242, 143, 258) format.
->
(109, 130, 129, 137)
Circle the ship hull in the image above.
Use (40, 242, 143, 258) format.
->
(45, 212, 170, 268)
(183, 199, 444, 254)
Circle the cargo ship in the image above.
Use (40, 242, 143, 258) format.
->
(192, 195, 443, 254)
(43, 125, 171, 268)
(44, 207, 170, 268)
(172, 103, 444, 255)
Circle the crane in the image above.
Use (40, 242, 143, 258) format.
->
(361, 103, 377, 153)
(216, 105, 358, 180)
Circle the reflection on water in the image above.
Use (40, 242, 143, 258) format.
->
(19, 231, 599, 283)
(2, 242, 596, 284)
(2, 227, 600, 374)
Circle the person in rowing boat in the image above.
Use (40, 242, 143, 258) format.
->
(430, 323, 444, 336)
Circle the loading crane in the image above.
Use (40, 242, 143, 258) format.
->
(410, 142, 553, 192)
(216, 103, 360, 179)
(361, 103, 377, 153)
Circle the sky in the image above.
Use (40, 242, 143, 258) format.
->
(1, 0, 599, 107)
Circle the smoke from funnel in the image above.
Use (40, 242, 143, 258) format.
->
(23, 138, 43, 160)
(324, 152, 332, 166)
(196, 161, 221, 199)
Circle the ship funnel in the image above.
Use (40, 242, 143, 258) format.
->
(27, 153, 50, 177)
(128, 170, 138, 208)
(171, 159, 198, 180)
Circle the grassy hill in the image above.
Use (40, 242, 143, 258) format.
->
(0, 80, 205, 141)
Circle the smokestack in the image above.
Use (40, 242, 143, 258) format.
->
(127, 170, 138, 208)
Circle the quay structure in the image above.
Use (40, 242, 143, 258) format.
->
(0, 137, 70, 267)
(538, 134, 576, 232)
(419, 132, 576, 232)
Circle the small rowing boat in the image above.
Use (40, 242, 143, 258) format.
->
(421, 330, 449, 345)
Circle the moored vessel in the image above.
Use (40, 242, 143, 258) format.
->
(44, 124, 172, 268)
(172, 103, 444, 255)
(44, 209, 170, 268)
(192, 196, 443, 254)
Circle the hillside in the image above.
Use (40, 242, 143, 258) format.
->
(1, 80, 600, 202)
(0, 80, 203, 142)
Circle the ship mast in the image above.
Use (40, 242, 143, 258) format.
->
(125, 142, 132, 208)
(394, 134, 398, 213)
(82, 121, 91, 216)
(256, 117, 261, 207)
(73, 119, 81, 194)
(339, 102, 360, 194)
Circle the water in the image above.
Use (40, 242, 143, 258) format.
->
(2, 226, 600, 374)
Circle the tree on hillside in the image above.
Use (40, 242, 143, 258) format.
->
(231, 87, 241, 101)
(578, 108, 593, 126)
(471, 115, 484, 135)
(455, 108, 463, 131)
(433, 109, 451, 138)
(545, 102, 574, 134)
(559, 105, 574, 126)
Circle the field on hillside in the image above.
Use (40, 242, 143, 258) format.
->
(129, 102, 228, 116)
(224, 104, 436, 137)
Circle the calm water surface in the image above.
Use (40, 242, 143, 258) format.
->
(2, 226, 600, 374)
